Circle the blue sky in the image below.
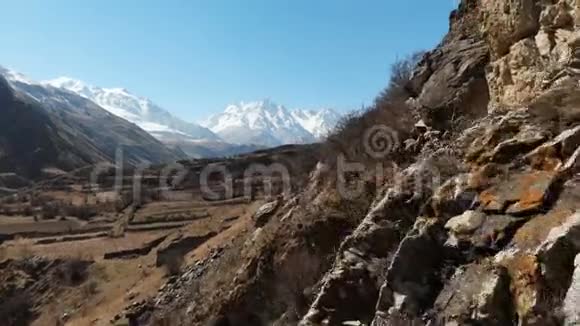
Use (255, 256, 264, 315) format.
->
(0, 0, 457, 121)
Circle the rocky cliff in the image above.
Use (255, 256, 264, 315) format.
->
(124, 1, 580, 325)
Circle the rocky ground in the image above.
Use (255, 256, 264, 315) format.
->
(129, 0, 580, 325)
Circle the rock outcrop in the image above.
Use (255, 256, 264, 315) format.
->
(563, 254, 580, 324)
(408, 0, 489, 129)
(482, 0, 579, 108)
(136, 1, 580, 325)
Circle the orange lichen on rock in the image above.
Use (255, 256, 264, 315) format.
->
(513, 209, 574, 251)
(527, 146, 562, 171)
(479, 171, 556, 214)
(498, 253, 541, 319)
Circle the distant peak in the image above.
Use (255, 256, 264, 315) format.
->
(104, 87, 131, 95)
(0, 66, 36, 85)
(43, 76, 90, 91)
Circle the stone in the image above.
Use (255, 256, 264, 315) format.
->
(563, 254, 580, 325)
(253, 200, 280, 227)
(561, 145, 580, 172)
(445, 212, 520, 251)
(495, 209, 580, 324)
(481, 0, 580, 108)
(445, 210, 485, 234)
(430, 174, 477, 218)
(375, 218, 447, 317)
(484, 124, 548, 164)
(433, 262, 513, 325)
(465, 108, 543, 164)
(479, 170, 556, 215)
(480, 0, 541, 57)
(126, 291, 139, 301)
(471, 215, 520, 250)
(409, 37, 489, 129)
(535, 30, 552, 57)
(526, 124, 580, 170)
(414, 119, 428, 130)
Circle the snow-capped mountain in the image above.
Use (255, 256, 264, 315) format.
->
(1, 65, 341, 155)
(0, 66, 185, 178)
(201, 100, 341, 147)
(291, 108, 341, 139)
(43, 77, 220, 142)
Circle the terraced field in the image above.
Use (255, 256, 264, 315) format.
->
(0, 144, 319, 325)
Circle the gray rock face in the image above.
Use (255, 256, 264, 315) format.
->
(408, 38, 489, 130)
(446, 212, 521, 250)
(564, 254, 580, 325)
(301, 163, 434, 326)
(253, 200, 280, 227)
(478, 170, 556, 215)
(445, 210, 485, 234)
(376, 218, 447, 318)
(433, 262, 513, 325)
(481, 0, 579, 107)
(408, 0, 490, 130)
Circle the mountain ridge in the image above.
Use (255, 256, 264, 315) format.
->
(42, 76, 221, 143)
(0, 69, 184, 179)
(2, 66, 342, 155)
(202, 99, 341, 146)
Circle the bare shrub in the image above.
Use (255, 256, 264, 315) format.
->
(378, 51, 425, 104)
(40, 203, 59, 219)
(108, 223, 125, 238)
(163, 253, 184, 276)
(55, 259, 91, 286)
(80, 280, 99, 297)
(0, 293, 34, 326)
(324, 53, 423, 168)
(61, 204, 97, 221)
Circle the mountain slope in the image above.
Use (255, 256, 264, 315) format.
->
(291, 108, 341, 138)
(0, 74, 105, 179)
(202, 100, 340, 146)
(0, 67, 184, 179)
(43, 77, 220, 142)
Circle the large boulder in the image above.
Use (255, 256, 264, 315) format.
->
(432, 262, 513, 325)
(495, 208, 580, 324)
(408, 39, 489, 130)
(373, 218, 448, 322)
(478, 170, 557, 215)
(407, 1, 489, 130)
(253, 200, 280, 227)
(481, 0, 580, 108)
(445, 211, 521, 251)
